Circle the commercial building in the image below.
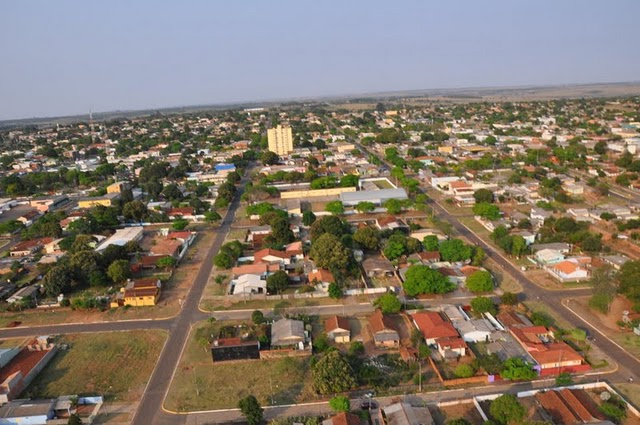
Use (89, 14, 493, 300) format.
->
(267, 125, 293, 155)
(96, 226, 144, 252)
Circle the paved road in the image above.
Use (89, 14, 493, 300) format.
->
(354, 141, 640, 384)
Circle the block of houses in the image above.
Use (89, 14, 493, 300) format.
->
(368, 310, 399, 348)
(110, 278, 161, 308)
(211, 337, 260, 362)
(411, 311, 459, 346)
(271, 318, 305, 348)
(325, 316, 350, 343)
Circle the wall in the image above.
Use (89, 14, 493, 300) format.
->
(280, 187, 356, 199)
(22, 346, 58, 390)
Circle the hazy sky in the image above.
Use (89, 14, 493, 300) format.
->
(1, 1, 639, 120)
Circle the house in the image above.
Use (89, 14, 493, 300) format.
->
(531, 242, 571, 254)
(231, 263, 280, 276)
(16, 210, 41, 227)
(78, 192, 120, 208)
(6, 285, 39, 304)
(110, 278, 161, 308)
(453, 318, 494, 343)
(368, 310, 399, 348)
(168, 207, 195, 221)
(211, 338, 260, 362)
(322, 412, 362, 425)
(96, 227, 144, 252)
(362, 257, 394, 278)
(546, 259, 589, 282)
(308, 269, 335, 286)
(411, 311, 459, 346)
(535, 248, 565, 265)
(436, 337, 468, 359)
(271, 318, 305, 348)
(375, 216, 409, 232)
(325, 316, 350, 343)
(0, 398, 55, 425)
(254, 248, 291, 265)
(149, 239, 182, 258)
(602, 255, 630, 270)
(529, 342, 586, 372)
(9, 239, 46, 257)
(229, 274, 266, 295)
(510, 326, 554, 352)
(380, 402, 435, 425)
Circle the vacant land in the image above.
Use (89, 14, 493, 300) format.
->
(165, 320, 315, 411)
(24, 330, 167, 402)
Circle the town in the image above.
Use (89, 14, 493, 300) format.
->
(0, 93, 639, 425)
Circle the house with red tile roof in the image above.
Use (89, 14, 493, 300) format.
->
(368, 310, 399, 348)
(325, 316, 350, 343)
(254, 248, 291, 265)
(308, 269, 334, 285)
(321, 412, 361, 425)
(411, 311, 459, 346)
(436, 337, 468, 359)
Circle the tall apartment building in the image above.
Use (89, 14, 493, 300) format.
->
(267, 125, 293, 155)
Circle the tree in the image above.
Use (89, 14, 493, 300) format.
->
(473, 202, 501, 220)
(309, 233, 350, 270)
(260, 151, 279, 165)
(489, 394, 526, 425)
(238, 395, 263, 425)
(70, 234, 95, 253)
(501, 292, 518, 306)
(302, 210, 316, 226)
(214, 252, 234, 269)
(329, 395, 350, 413)
(69, 250, 101, 280)
(374, 293, 402, 314)
(252, 310, 265, 325)
(204, 211, 222, 223)
(466, 270, 494, 293)
(267, 217, 294, 246)
(383, 234, 407, 260)
(67, 414, 83, 425)
(267, 270, 289, 294)
(447, 419, 471, 425)
(403, 265, 455, 296)
(325, 201, 345, 215)
(354, 226, 380, 250)
(355, 201, 376, 214)
(511, 235, 527, 257)
(162, 184, 183, 201)
(43, 265, 73, 297)
(340, 175, 359, 187)
(383, 198, 404, 215)
(501, 358, 537, 381)
(328, 282, 343, 299)
(312, 350, 356, 395)
(555, 372, 573, 386)
(473, 188, 494, 204)
(172, 218, 189, 230)
(156, 256, 177, 269)
(470, 296, 497, 316)
(618, 260, 640, 302)
(439, 239, 473, 262)
(107, 259, 131, 284)
(423, 235, 439, 251)
(594, 140, 607, 155)
(454, 364, 475, 378)
(123, 201, 148, 222)
(310, 216, 348, 241)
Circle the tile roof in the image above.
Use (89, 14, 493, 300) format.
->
(412, 311, 459, 340)
(325, 316, 350, 333)
(368, 310, 397, 334)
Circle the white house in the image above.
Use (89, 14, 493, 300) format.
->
(453, 319, 494, 343)
(546, 259, 589, 282)
(230, 274, 266, 295)
(535, 248, 565, 265)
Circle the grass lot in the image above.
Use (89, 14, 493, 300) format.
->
(523, 300, 573, 329)
(24, 330, 167, 402)
(611, 332, 640, 359)
(0, 337, 29, 348)
(484, 258, 522, 294)
(200, 295, 365, 312)
(165, 321, 314, 411)
(614, 383, 640, 409)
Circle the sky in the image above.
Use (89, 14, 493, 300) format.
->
(1, 1, 639, 120)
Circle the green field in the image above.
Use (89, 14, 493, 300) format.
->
(24, 330, 167, 402)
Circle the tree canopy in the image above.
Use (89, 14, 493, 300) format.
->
(403, 265, 455, 296)
(312, 350, 356, 395)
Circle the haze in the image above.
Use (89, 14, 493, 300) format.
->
(1, 0, 639, 120)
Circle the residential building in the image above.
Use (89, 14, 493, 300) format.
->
(411, 311, 459, 346)
(368, 310, 399, 348)
(110, 278, 161, 308)
(271, 318, 305, 348)
(322, 412, 361, 425)
(267, 125, 293, 155)
(380, 402, 435, 425)
(325, 316, 350, 343)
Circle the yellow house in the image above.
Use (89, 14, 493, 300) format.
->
(110, 278, 161, 308)
(107, 181, 129, 194)
(78, 192, 120, 208)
